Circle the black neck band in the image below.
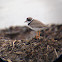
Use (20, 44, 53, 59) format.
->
(28, 19, 34, 25)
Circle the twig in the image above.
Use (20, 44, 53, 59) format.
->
(47, 45, 49, 51)
(12, 40, 16, 50)
(7, 59, 12, 62)
(54, 48, 58, 58)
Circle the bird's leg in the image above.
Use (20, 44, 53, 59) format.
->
(35, 31, 41, 39)
(39, 31, 40, 38)
(35, 31, 39, 39)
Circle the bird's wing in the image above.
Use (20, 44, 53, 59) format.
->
(29, 19, 46, 28)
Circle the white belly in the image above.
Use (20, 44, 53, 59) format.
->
(28, 26, 46, 31)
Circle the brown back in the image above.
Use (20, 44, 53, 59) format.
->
(29, 19, 46, 28)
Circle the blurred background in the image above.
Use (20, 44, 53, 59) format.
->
(0, 0, 62, 29)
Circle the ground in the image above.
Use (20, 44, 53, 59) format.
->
(0, 24, 62, 62)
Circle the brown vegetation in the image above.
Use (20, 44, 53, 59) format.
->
(0, 24, 62, 62)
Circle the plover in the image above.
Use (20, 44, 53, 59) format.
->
(25, 17, 46, 39)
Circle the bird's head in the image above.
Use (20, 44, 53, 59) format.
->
(25, 17, 33, 24)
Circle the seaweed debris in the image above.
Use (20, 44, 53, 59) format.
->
(0, 24, 62, 62)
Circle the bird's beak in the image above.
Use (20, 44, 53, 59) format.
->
(24, 21, 27, 22)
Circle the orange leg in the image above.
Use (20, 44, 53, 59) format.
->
(39, 31, 40, 37)
(36, 31, 38, 39)
(35, 31, 40, 39)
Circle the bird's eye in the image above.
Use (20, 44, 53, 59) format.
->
(27, 18, 28, 20)
(27, 18, 31, 21)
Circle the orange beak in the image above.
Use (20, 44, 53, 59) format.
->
(25, 21, 27, 22)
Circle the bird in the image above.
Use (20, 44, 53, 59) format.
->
(25, 17, 47, 39)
